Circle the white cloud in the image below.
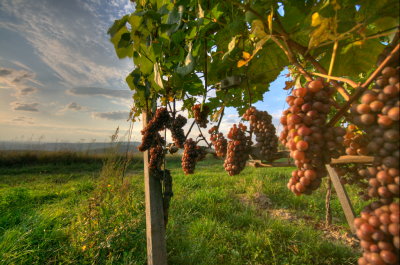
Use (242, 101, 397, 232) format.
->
(0, 67, 41, 96)
(11, 102, 39, 112)
(65, 102, 83, 111)
(0, 0, 133, 88)
(11, 116, 35, 124)
(92, 111, 130, 120)
(67, 86, 132, 99)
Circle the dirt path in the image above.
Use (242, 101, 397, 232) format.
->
(237, 191, 360, 249)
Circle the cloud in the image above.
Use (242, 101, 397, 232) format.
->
(0, 68, 12, 76)
(12, 116, 35, 124)
(0, 0, 133, 88)
(18, 87, 38, 96)
(92, 111, 129, 120)
(0, 67, 40, 96)
(68, 86, 132, 99)
(11, 102, 39, 112)
(66, 102, 82, 111)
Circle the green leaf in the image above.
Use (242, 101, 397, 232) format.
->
(319, 38, 385, 77)
(108, 15, 129, 38)
(210, 3, 223, 20)
(176, 43, 195, 76)
(110, 26, 133, 59)
(222, 36, 239, 60)
(166, 5, 184, 34)
(153, 63, 164, 89)
(133, 52, 154, 75)
(117, 33, 131, 49)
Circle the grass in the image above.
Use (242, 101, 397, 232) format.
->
(0, 152, 363, 264)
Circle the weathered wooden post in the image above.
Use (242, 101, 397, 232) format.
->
(326, 164, 356, 233)
(142, 112, 168, 265)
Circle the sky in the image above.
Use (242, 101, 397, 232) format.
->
(0, 0, 289, 144)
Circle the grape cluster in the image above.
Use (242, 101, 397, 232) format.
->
(343, 124, 369, 156)
(168, 114, 187, 148)
(149, 145, 164, 169)
(279, 80, 345, 195)
(355, 202, 399, 265)
(351, 65, 399, 168)
(182, 138, 203, 174)
(366, 167, 399, 205)
(224, 123, 252, 176)
(138, 108, 170, 152)
(243, 107, 278, 160)
(209, 126, 228, 158)
(192, 104, 210, 128)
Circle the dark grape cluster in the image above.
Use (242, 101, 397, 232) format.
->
(149, 145, 164, 169)
(209, 126, 228, 158)
(343, 124, 369, 156)
(279, 80, 345, 195)
(138, 108, 170, 152)
(243, 107, 278, 160)
(224, 123, 252, 176)
(182, 138, 200, 174)
(168, 114, 187, 148)
(351, 65, 399, 169)
(355, 202, 399, 265)
(192, 104, 210, 128)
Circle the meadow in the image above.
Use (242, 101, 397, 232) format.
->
(0, 151, 366, 264)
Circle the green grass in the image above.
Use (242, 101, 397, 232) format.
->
(0, 155, 362, 264)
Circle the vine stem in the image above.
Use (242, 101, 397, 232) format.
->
(327, 43, 400, 126)
(272, 36, 313, 81)
(196, 123, 211, 148)
(185, 120, 196, 140)
(310, 72, 358, 88)
(216, 106, 225, 131)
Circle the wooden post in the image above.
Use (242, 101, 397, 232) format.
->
(143, 112, 168, 265)
(326, 165, 356, 233)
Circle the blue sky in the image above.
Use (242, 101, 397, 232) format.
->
(0, 0, 289, 143)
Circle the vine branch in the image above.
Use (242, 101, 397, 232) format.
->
(310, 72, 359, 88)
(327, 43, 399, 126)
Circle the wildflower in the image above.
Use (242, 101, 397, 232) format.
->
(82, 245, 87, 251)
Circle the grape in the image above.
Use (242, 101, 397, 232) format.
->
(192, 104, 210, 128)
(243, 107, 278, 160)
(224, 123, 252, 176)
(181, 138, 206, 174)
(149, 144, 164, 170)
(138, 108, 170, 152)
(168, 114, 187, 148)
(209, 126, 228, 158)
(351, 60, 399, 204)
(355, 202, 399, 265)
(182, 138, 197, 174)
(280, 79, 345, 195)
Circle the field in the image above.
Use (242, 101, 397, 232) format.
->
(0, 152, 366, 264)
